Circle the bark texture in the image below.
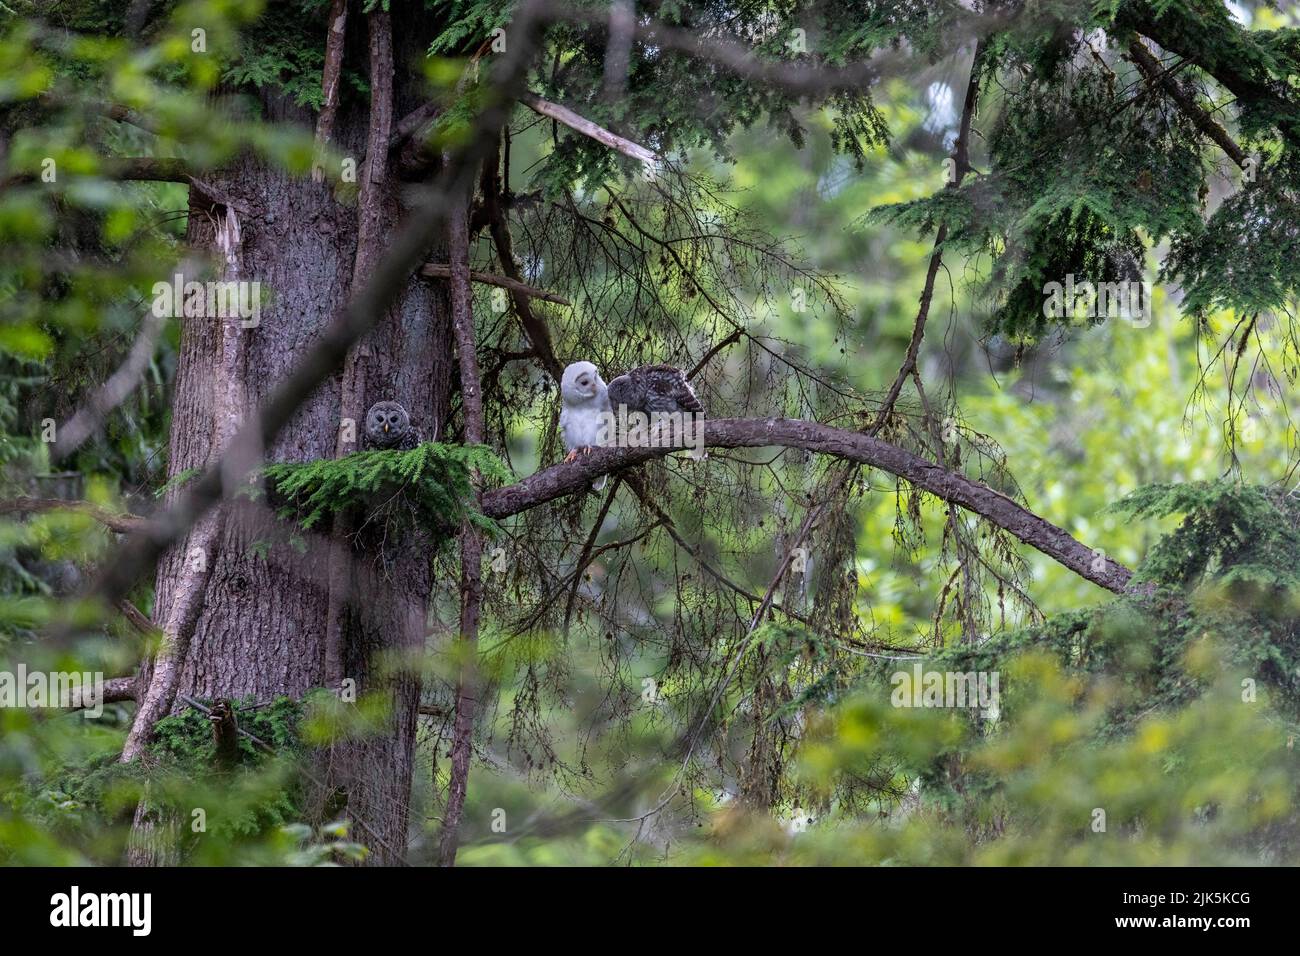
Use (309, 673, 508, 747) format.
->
(437, 189, 482, 867)
(135, 4, 457, 863)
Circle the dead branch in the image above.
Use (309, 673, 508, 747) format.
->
(519, 91, 657, 166)
(420, 263, 571, 305)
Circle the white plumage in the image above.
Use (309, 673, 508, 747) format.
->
(559, 360, 612, 490)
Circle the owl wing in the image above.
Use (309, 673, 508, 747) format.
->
(605, 373, 639, 413)
(638, 364, 704, 415)
(397, 426, 421, 450)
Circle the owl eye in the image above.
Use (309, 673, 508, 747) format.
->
(389, 414, 400, 424)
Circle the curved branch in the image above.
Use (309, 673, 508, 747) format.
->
(481, 418, 1134, 594)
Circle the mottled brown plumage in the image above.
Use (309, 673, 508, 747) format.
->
(606, 364, 704, 416)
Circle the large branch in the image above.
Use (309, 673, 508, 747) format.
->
(1, 157, 254, 215)
(64, 676, 137, 710)
(1125, 11, 1300, 146)
(0, 156, 188, 190)
(481, 418, 1134, 594)
(550, 4, 1011, 100)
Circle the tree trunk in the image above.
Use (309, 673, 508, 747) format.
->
(141, 7, 455, 864)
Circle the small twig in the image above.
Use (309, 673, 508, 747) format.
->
(420, 263, 571, 305)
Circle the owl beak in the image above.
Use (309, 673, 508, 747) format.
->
(383, 424, 389, 433)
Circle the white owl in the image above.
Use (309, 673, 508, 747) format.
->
(559, 360, 612, 490)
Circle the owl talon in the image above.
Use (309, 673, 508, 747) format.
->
(563, 449, 579, 463)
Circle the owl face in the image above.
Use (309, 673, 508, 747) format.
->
(365, 401, 411, 447)
(561, 361, 604, 404)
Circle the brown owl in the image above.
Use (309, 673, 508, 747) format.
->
(362, 400, 421, 450)
(606, 364, 704, 416)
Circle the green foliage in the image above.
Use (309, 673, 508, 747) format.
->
(699, 481, 1300, 865)
(911, 481, 1300, 732)
(221, 0, 332, 110)
(769, 646, 1300, 865)
(278, 818, 369, 865)
(1109, 481, 1300, 592)
(151, 695, 303, 765)
(1163, 158, 1300, 317)
(259, 442, 507, 539)
(3, 696, 311, 863)
(870, 63, 1202, 338)
(866, 1, 1300, 339)
(7, 0, 1300, 868)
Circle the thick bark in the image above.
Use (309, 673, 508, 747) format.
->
(134, 3, 460, 863)
(325, 5, 397, 692)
